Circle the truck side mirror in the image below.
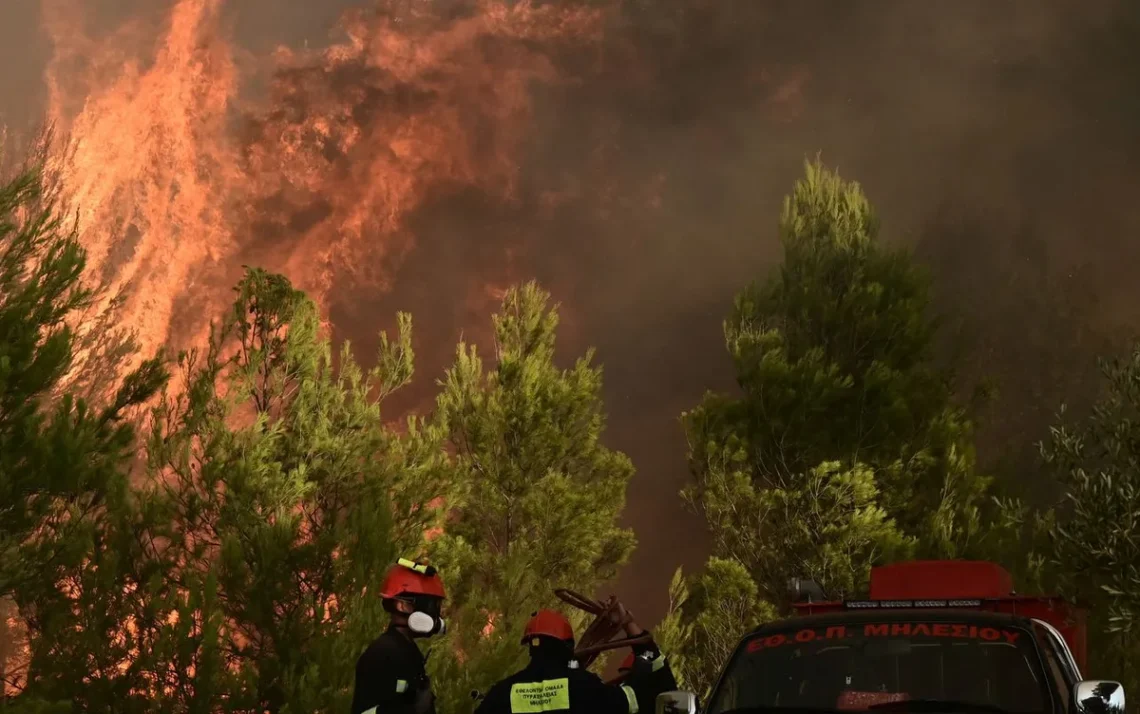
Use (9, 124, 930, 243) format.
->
(1074, 681, 1125, 714)
(657, 690, 698, 714)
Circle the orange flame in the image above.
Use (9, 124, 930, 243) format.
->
(41, 0, 604, 378)
(44, 0, 239, 370)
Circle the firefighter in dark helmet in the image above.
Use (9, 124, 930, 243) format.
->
(351, 558, 447, 714)
(474, 607, 677, 714)
(616, 651, 678, 714)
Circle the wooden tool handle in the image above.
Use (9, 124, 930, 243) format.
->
(574, 633, 654, 659)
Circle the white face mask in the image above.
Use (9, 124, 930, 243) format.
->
(408, 611, 446, 636)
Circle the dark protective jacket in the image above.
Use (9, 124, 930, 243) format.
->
(475, 634, 677, 714)
(620, 642, 679, 714)
(351, 626, 436, 714)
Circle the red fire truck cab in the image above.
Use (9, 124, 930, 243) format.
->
(663, 561, 1125, 714)
(793, 560, 1088, 673)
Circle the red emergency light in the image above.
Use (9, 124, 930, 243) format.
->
(870, 560, 1013, 600)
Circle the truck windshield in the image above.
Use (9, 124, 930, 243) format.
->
(707, 620, 1051, 714)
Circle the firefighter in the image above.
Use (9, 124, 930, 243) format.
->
(351, 558, 447, 714)
(474, 607, 677, 714)
(615, 645, 679, 713)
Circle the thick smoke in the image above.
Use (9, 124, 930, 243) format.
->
(1, 0, 1138, 624)
(365, 0, 1140, 616)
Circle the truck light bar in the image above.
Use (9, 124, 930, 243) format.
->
(844, 599, 983, 609)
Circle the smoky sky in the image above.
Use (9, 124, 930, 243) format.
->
(359, 0, 1140, 620)
(2, 0, 1139, 627)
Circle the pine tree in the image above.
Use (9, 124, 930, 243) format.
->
(0, 164, 167, 708)
(656, 559, 778, 701)
(667, 159, 992, 695)
(694, 458, 914, 608)
(428, 282, 637, 714)
(137, 268, 450, 712)
(685, 158, 989, 585)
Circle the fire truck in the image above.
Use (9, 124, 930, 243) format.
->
(657, 561, 1126, 714)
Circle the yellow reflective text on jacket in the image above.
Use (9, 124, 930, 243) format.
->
(509, 678, 571, 712)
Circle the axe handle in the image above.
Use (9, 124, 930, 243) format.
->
(574, 633, 654, 659)
(555, 588, 605, 614)
(555, 588, 650, 669)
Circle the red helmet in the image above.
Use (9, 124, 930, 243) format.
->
(380, 558, 446, 600)
(618, 652, 636, 672)
(521, 609, 574, 644)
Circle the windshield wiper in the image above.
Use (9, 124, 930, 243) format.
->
(868, 700, 1014, 713)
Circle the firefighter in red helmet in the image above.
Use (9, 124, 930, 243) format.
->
(351, 558, 448, 714)
(474, 606, 677, 714)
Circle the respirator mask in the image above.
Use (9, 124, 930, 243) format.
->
(405, 595, 447, 637)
